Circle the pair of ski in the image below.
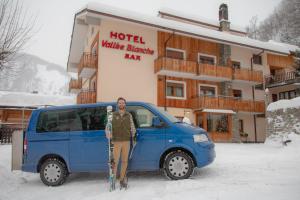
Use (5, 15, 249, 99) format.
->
(106, 106, 136, 191)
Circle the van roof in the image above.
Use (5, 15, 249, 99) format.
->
(36, 101, 153, 111)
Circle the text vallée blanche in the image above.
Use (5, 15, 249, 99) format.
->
(101, 31, 154, 61)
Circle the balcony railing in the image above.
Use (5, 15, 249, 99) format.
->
(154, 57, 263, 83)
(198, 63, 232, 80)
(265, 71, 300, 87)
(233, 68, 263, 83)
(77, 90, 96, 104)
(188, 96, 265, 113)
(78, 53, 97, 78)
(69, 78, 82, 93)
(154, 57, 197, 74)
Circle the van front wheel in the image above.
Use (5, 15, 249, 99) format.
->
(40, 158, 68, 186)
(164, 151, 194, 180)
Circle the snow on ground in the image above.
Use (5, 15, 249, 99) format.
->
(267, 96, 300, 111)
(1, 138, 300, 200)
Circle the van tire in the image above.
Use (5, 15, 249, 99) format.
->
(163, 151, 194, 180)
(40, 158, 68, 186)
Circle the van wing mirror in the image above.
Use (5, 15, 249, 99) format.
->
(152, 116, 164, 127)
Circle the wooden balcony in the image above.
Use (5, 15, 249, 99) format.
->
(77, 90, 96, 104)
(233, 68, 263, 84)
(188, 96, 265, 113)
(69, 78, 82, 93)
(265, 71, 300, 88)
(78, 53, 97, 79)
(198, 63, 232, 81)
(154, 57, 263, 83)
(154, 57, 197, 78)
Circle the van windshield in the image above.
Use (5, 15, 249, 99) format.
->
(147, 103, 180, 123)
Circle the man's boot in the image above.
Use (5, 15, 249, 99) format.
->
(120, 177, 128, 190)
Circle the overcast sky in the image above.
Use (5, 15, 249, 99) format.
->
(23, 0, 282, 68)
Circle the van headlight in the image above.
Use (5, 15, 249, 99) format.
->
(193, 134, 208, 142)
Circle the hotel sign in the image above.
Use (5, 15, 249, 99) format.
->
(101, 31, 154, 61)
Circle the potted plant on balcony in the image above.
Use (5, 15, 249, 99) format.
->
(240, 132, 248, 143)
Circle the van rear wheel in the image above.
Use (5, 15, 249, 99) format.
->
(164, 151, 194, 180)
(40, 158, 68, 186)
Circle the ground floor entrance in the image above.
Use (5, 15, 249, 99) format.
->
(195, 111, 233, 142)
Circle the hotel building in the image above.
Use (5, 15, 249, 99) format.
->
(67, 3, 299, 142)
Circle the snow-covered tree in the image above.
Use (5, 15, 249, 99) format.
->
(247, 0, 300, 47)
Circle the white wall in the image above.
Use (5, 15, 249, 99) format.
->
(97, 19, 158, 103)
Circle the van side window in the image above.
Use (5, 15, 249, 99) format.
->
(77, 107, 107, 131)
(36, 106, 108, 133)
(126, 106, 156, 128)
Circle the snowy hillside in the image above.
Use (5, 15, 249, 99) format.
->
(0, 54, 72, 95)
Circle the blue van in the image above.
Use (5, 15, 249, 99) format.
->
(22, 102, 215, 186)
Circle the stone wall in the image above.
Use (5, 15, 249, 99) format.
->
(267, 107, 300, 137)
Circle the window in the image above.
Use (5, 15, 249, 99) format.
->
(166, 48, 185, 60)
(36, 107, 108, 133)
(126, 106, 157, 128)
(270, 69, 276, 76)
(279, 90, 297, 100)
(272, 94, 278, 102)
(199, 85, 217, 97)
(197, 114, 203, 128)
(207, 113, 229, 133)
(232, 61, 241, 69)
(255, 84, 264, 90)
(239, 119, 244, 133)
(232, 89, 242, 98)
(199, 53, 216, 65)
(253, 55, 262, 65)
(166, 81, 186, 99)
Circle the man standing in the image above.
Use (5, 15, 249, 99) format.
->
(106, 97, 136, 189)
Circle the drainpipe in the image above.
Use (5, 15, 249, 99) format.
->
(164, 31, 175, 111)
(251, 50, 264, 143)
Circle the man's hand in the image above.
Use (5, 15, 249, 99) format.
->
(133, 134, 137, 145)
(105, 130, 112, 139)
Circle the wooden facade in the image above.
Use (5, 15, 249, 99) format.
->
(157, 31, 220, 61)
(188, 96, 265, 113)
(195, 112, 233, 142)
(69, 78, 82, 92)
(0, 109, 32, 125)
(77, 90, 96, 104)
(265, 70, 300, 87)
(155, 57, 263, 83)
(157, 75, 265, 113)
(78, 53, 98, 78)
(70, 32, 99, 104)
(267, 53, 294, 68)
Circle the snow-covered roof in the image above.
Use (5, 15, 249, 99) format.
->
(77, 2, 298, 53)
(158, 7, 246, 33)
(267, 97, 300, 111)
(68, 2, 300, 71)
(0, 91, 76, 107)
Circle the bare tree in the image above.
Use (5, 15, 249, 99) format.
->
(246, 16, 259, 39)
(0, 0, 35, 72)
